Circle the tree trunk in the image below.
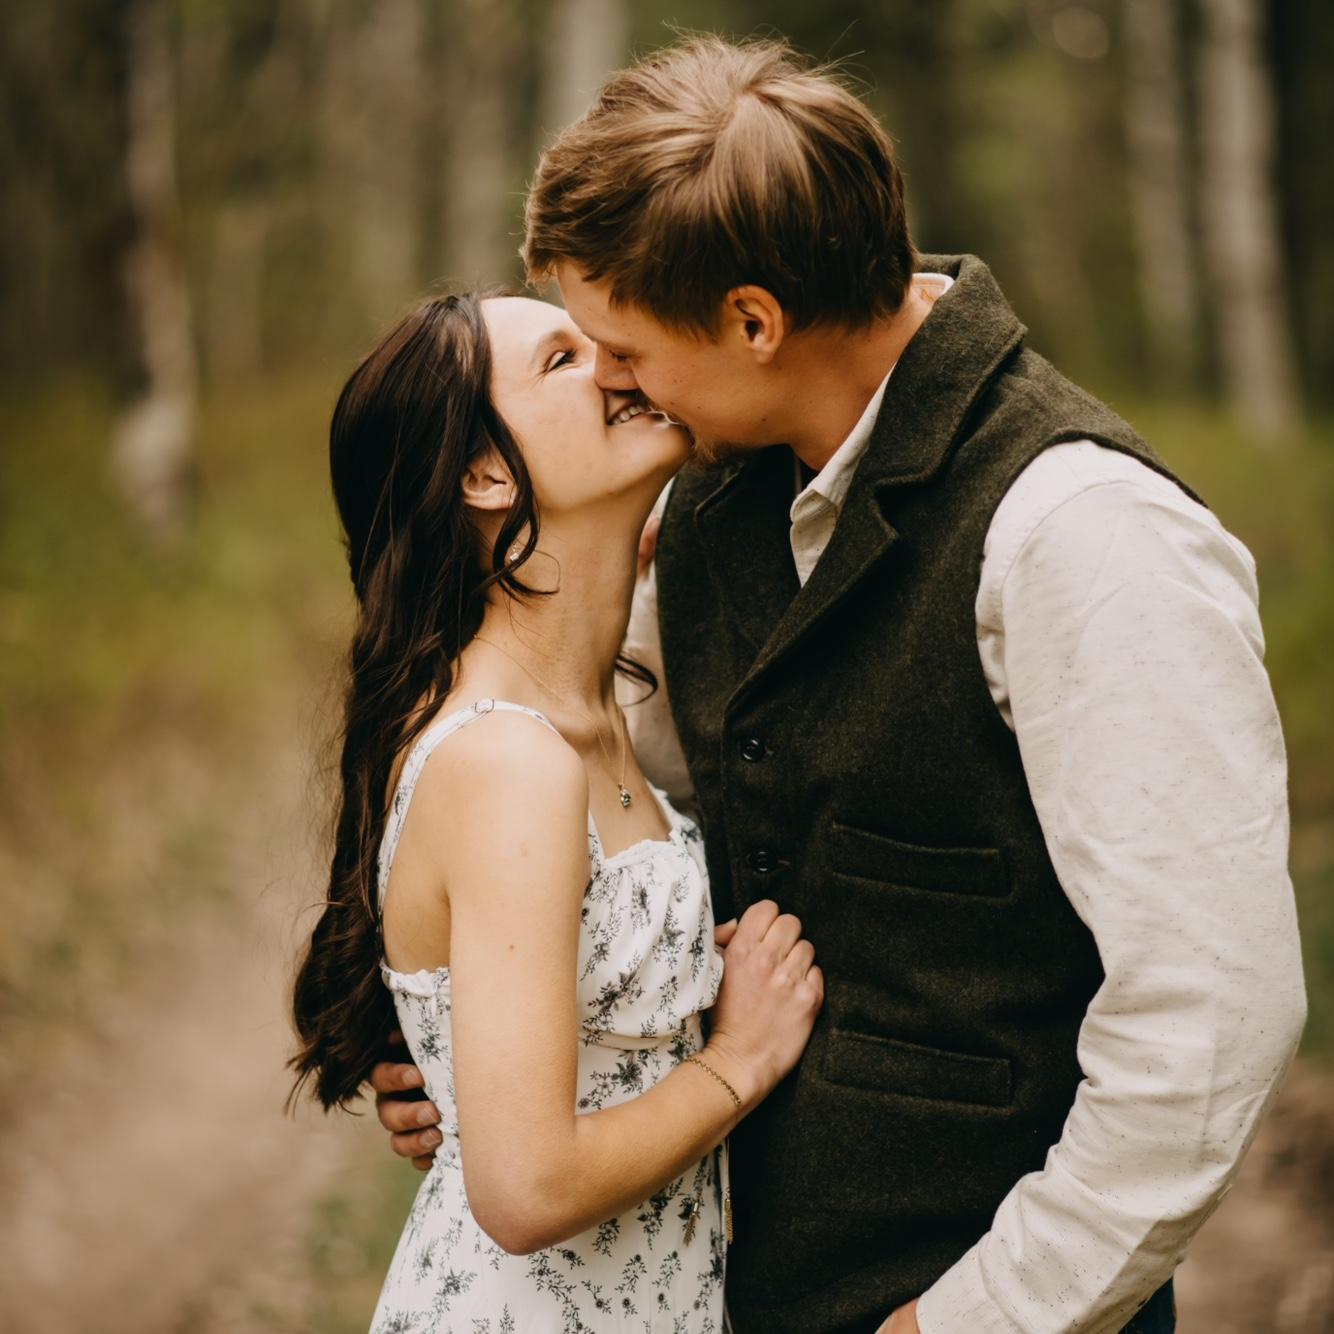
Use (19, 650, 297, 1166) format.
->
(355, 0, 425, 310)
(1197, 0, 1300, 441)
(112, 0, 197, 544)
(1123, 0, 1202, 389)
(538, 0, 631, 139)
(318, 0, 427, 318)
(205, 200, 269, 383)
(440, 0, 523, 287)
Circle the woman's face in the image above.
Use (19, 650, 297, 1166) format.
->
(481, 296, 690, 516)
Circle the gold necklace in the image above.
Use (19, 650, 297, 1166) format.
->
(471, 636, 633, 809)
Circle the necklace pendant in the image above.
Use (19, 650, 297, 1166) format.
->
(619, 785, 632, 809)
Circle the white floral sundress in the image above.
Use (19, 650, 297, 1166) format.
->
(370, 699, 728, 1333)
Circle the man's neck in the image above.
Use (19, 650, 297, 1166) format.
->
(778, 279, 936, 473)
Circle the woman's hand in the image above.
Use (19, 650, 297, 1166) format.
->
(703, 900, 823, 1110)
(637, 513, 661, 577)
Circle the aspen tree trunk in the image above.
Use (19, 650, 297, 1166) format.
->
(353, 0, 425, 308)
(112, 0, 197, 543)
(1197, 0, 1300, 441)
(442, 0, 522, 286)
(320, 0, 426, 316)
(1123, 0, 1202, 389)
(205, 201, 269, 383)
(538, 0, 632, 138)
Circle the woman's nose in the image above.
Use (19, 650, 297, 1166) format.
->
(594, 344, 639, 391)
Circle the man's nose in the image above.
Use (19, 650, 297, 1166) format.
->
(594, 344, 639, 391)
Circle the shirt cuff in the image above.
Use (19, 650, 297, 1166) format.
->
(916, 1249, 1023, 1334)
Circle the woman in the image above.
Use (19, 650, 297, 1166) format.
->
(289, 291, 823, 1331)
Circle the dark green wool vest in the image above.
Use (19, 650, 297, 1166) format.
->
(656, 256, 1197, 1332)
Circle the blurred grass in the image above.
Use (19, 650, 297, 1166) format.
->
(0, 372, 351, 1099)
(301, 1147, 423, 1334)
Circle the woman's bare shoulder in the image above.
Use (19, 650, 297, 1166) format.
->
(408, 708, 589, 876)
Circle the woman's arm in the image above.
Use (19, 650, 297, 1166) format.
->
(396, 712, 819, 1255)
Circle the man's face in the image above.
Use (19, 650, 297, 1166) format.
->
(556, 264, 781, 464)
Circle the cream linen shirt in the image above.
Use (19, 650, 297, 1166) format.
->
(619, 276, 1306, 1333)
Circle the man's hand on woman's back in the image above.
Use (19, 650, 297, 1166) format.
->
(371, 1033, 441, 1171)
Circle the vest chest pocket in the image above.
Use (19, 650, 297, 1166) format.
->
(823, 1027, 1013, 1108)
(829, 821, 1010, 899)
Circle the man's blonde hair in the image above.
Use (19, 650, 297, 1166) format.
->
(523, 35, 916, 334)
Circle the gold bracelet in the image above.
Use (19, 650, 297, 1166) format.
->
(683, 1052, 742, 1110)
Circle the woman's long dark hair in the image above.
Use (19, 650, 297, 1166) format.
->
(289, 293, 543, 1110)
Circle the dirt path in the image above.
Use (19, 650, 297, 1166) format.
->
(1176, 1063, 1334, 1332)
(1, 844, 1329, 1333)
(0, 792, 363, 1334)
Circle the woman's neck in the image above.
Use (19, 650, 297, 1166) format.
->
(469, 517, 641, 721)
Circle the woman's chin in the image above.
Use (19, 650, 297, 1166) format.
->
(617, 418, 692, 469)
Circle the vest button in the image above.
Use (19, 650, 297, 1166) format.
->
(747, 848, 779, 874)
(739, 736, 767, 762)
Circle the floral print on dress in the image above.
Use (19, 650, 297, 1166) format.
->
(368, 701, 726, 1333)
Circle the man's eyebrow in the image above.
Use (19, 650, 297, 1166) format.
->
(568, 318, 629, 356)
(529, 328, 570, 371)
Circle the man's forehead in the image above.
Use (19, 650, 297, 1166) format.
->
(555, 266, 626, 336)
(556, 271, 700, 355)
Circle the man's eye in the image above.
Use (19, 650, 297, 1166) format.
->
(545, 348, 576, 372)
(609, 351, 631, 364)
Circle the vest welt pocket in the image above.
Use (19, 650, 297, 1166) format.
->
(823, 1027, 1013, 1108)
(828, 822, 1009, 898)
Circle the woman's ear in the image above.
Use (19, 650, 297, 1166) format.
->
(461, 450, 515, 512)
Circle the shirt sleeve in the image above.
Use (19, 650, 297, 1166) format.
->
(618, 497, 696, 807)
(916, 444, 1307, 1333)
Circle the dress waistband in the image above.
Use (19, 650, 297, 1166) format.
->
(581, 1020, 704, 1052)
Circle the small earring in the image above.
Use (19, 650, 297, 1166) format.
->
(508, 541, 524, 564)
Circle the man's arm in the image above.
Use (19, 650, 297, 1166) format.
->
(915, 444, 1306, 1333)
(618, 486, 696, 806)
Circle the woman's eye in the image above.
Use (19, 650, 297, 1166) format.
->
(545, 348, 576, 372)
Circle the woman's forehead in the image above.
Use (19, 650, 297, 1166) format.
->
(481, 295, 576, 359)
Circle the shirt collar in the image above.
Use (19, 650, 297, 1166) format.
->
(790, 272, 955, 520)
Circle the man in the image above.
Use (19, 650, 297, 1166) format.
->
(373, 36, 1305, 1333)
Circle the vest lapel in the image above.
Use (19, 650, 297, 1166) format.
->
(692, 445, 802, 655)
(737, 255, 1027, 692)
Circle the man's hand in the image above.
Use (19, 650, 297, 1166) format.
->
(637, 513, 661, 577)
(370, 1038, 442, 1172)
(876, 1298, 921, 1334)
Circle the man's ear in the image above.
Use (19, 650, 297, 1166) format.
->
(460, 449, 515, 512)
(725, 285, 788, 364)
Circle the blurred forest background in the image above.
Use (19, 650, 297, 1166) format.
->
(1, 1, 1331, 1330)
